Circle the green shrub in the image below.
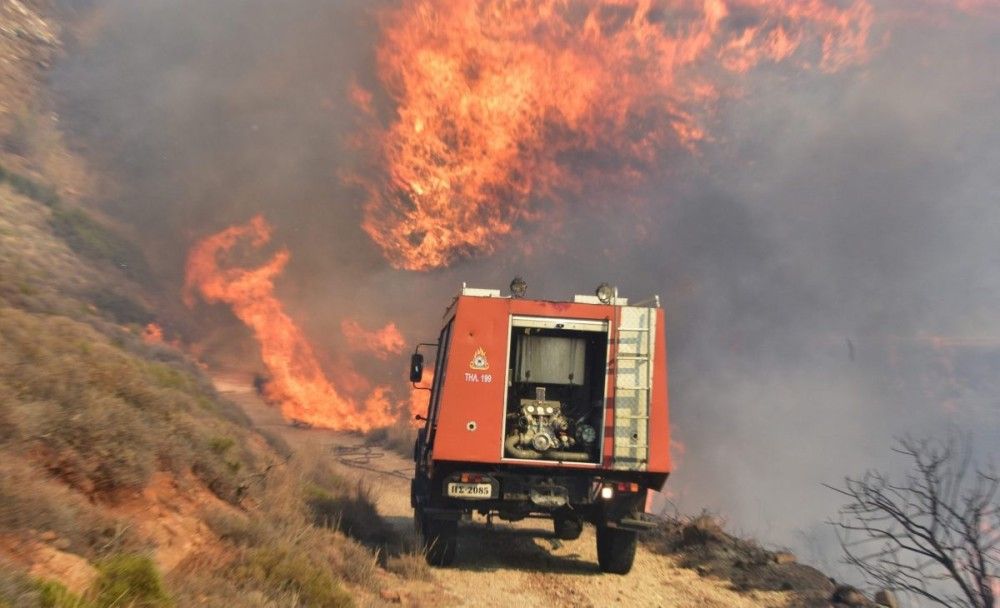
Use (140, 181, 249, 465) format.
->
(48, 207, 150, 283)
(86, 290, 152, 326)
(0, 307, 262, 503)
(36, 580, 94, 608)
(145, 363, 191, 392)
(385, 551, 432, 581)
(230, 547, 352, 608)
(202, 508, 266, 548)
(209, 436, 235, 455)
(93, 555, 171, 608)
(0, 165, 61, 208)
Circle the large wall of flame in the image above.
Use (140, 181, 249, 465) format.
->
(53, 0, 1000, 575)
(356, 0, 874, 270)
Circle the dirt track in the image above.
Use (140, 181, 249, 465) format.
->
(214, 373, 797, 608)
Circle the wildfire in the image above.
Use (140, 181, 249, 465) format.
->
(341, 319, 407, 360)
(179, 2, 998, 434)
(356, 0, 874, 270)
(183, 216, 396, 431)
(142, 322, 164, 345)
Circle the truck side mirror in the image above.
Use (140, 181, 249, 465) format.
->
(409, 353, 424, 383)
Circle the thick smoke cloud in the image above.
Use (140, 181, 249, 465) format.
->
(54, 0, 1000, 570)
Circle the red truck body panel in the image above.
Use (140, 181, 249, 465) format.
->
(429, 295, 671, 475)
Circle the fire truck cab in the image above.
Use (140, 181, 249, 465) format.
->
(410, 282, 671, 574)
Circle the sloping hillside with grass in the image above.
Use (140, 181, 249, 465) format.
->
(0, 4, 426, 607)
(0, 145, 420, 608)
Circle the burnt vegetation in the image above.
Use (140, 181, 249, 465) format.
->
(642, 512, 839, 606)
(829, 437, 999, 608)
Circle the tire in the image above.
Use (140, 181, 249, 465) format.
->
(596, 524, 637, 574)
(418, 511, 457, 567)
(553, 516, 583, 541)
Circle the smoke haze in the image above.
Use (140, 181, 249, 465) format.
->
(53, 0, 1000, 567)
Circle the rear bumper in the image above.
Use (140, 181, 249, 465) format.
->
(416, 462, 664, 525)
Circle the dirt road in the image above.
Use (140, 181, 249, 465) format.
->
(214, 373, 799, 608)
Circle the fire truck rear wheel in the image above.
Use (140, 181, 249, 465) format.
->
(553, 515, 583, 540)
(419, 514, 457, 567)
(596, 525, 637, 574)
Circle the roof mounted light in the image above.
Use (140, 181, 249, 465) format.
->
(510, 276, 527, 298)
(595, 283, 614, 304)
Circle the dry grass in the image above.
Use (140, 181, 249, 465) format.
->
(0, 300, 390, 605)
(4, 107, 59, 163)
(0, 262, 379, 607)
(365, 418, 417, 459)
(189, 456, 384, 606)
(0, 306, 261, 502)
(0, 457, 142, 558)
(0, 183, 105, 317)
(0, 561, 39, 608)
(385, 551, 432, 582)
(307, 481, 397, 551)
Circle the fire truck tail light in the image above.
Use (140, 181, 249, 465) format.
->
(600, 485, 614, 500)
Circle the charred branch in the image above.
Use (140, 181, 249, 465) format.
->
(827, 437, 998, 608)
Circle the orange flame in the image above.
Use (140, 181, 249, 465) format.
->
(183, 216, 395, 431)
(142, 322, 164, 345)
(356, 0, 874, 270)
(341, 319, 407, 360)
(408, 369, 434, 426)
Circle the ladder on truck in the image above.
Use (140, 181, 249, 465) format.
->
(612, 302, 657, 471)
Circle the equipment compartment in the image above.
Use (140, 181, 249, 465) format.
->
(502, 317, 609, 464)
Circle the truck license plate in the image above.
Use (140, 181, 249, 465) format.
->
(446, 482, 493, 499)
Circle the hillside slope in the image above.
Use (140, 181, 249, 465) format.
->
(0, 114, 420, 608)
(0, 4, 427, 607)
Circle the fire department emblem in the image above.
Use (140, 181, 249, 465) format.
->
(469, 347, 489, 371)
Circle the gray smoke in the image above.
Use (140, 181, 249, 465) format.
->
(53, 0, 1000, 574)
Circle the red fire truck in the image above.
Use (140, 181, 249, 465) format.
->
(409, 280, 671, 574)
